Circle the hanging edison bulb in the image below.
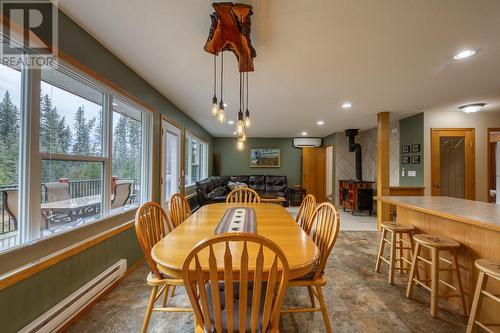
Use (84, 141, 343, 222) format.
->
(236, 138, 245, 151)
(217, 102, 226, 124)
(240, 129, 247, 142)
(236, 110, 244, 134)
(212, 96, 219, 117)
(244, 109, 251, 128)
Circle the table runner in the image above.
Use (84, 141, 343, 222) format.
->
(215, 207, 256, 234)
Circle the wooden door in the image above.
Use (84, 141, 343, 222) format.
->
(302, 147, 326, 202)
(431, 128, 475, 200)
(488, 128, 500, 203)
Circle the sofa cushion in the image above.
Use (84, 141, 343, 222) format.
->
(265, 176, 287, 192)
(208, 186, 228, 200)
(249, 175, 266, 191)
(229, 176, 249, 185)
(263, 191, 285, 198)
(228, 181, 248, 191)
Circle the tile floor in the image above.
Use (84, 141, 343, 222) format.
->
(67, 230, 467, 332)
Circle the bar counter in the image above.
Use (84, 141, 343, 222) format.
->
(375, 196, 500, 320)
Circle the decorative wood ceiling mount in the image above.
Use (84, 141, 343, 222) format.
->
(204, 2, 256, 72)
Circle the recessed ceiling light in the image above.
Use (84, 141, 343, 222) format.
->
(112, 102, 118, 106)
(342, 102, 352, 109)
(227, 120, 234, 125)
(223, 103, 228, 107)
(301, 131, 308, 136)
(233, 131, 237, 135)
(453, 49, 476, 60)
(458, 103, 486, 113)
(316, 121, 325, 126)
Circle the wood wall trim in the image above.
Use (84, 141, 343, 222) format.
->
(0, 221, 135, 291)
(376, 112, 391, 228)
(487, 128, 500, 203)
(55, 256, 145, 333)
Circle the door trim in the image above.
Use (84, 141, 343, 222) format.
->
(431, 128, 475, 199)
(487, 128, 500, 203)
(160, 115, 185, 206)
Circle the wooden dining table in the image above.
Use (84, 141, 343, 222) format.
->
(151, 203, 319, 280)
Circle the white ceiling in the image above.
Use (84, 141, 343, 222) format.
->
(58, 0, 500, 138)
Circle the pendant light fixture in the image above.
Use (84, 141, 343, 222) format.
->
(217, 51, 226, 124)
(211, 54, 219, 117)
(236, 72, 245, 134)
(244, 72, 251, 128)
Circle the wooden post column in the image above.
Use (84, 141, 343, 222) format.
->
(377, 112, 391, 229)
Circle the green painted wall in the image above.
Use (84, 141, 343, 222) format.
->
(399, 113, 424, 186)
(213, 138, 302, 186)
(0, 228, 142, 333)
(0, 10, 214, 333)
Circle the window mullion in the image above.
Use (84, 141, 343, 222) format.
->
(102, 94, 112, 214)
(19, 62, 42, 242)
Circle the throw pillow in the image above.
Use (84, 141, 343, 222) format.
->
(227, 181, 238, 190)
(208, 186, 227, 200)
(235, 181, 248, 188)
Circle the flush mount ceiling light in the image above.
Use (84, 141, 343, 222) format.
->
(342, 102, 352, 109)
(458, 103, 486, 113)
(453, 49, 476, 60)
(301, 131, 308, 136)
(317, 121, 325, 126)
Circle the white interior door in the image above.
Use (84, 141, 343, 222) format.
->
(161, 119, 182, 211)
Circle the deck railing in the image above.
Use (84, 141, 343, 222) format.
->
(0, 179, 139, 235)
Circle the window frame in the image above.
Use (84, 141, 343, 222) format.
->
(184, 131, 208, 188)
(7, 55, 153, 250)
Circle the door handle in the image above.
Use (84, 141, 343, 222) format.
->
(434, 184, 441, 188)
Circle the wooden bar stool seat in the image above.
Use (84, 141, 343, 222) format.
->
(406, 233, 467, 317)
(375, 222, 416, 284)
(466, 259, 500, 333)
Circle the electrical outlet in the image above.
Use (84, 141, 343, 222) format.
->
(408, 170, 416, 177)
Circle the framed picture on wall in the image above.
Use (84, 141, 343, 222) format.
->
(402, 145, 410, 154)
(411, 144, 421, 153)
(402, 156, 410, 164)
(249, 148, 280, 167)
(411, 155, 420, 164)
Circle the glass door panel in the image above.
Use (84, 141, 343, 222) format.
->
(439, 137, 465, 198)
(161, 120, 182, 211)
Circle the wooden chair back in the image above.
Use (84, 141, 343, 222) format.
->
(169, 193, 192, 227)
(3, 189, 18, 228)
(226, 187, 261, 204)
(135, 202, 174, 278)
(307, 202, 340, 280)
(296, 194, 316, 231)
(182, 233, 289, 333)
(44, 182, 70, 202)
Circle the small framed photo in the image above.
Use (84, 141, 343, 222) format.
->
(411, 155, 420, 164)
(411, 144, 421, 153)
(402, 156, 410, 164)
(402, 145, 410, 154)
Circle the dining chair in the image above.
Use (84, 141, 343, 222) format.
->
(295, 194, 316, 231)
(182, 233, 290, 333)
(44, 182, 70, 202)
(3, 189, 18, 230)
(169, 193, 192, 228)
(281, 202, 340, 333)
(226, 187, 261, 204)
(134, 202, 192, 333)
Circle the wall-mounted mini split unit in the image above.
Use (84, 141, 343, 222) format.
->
(293, 137, 322, 148)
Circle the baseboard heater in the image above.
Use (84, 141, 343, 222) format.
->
(20, 259, 127, 333)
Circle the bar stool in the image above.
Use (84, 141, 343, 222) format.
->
(466, 259, 500, 333)
(406, 234, 467, 317)
(375, 222, 416, 284)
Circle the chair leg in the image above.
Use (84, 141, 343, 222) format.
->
(307, 286, 316, 308)
(162, 285, 170, 307)
(315, 285, 332, 333)
(430, 248, 439, 317)
(375, 228, 387, 273)
(406, 242, 420, 298)
(451, 249, 468, 316)
(398, 233, 404, 274)
(142, 286, 158, 333)
(466, 271, 487, 333)
(389, 230, 397, 284)
(408, 235, 420, 281)
(170, 285, 176, 297)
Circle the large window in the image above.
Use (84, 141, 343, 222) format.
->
(0, 64, 21, 242)
(0, 60, 152, 252)
(185, 133, 208, 187)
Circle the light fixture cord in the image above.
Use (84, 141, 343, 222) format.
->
(220, 51, 224, 101)
(246, 71, 248, 110)
(239, 72, 242, 111)
(213, 54, 217, 96)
